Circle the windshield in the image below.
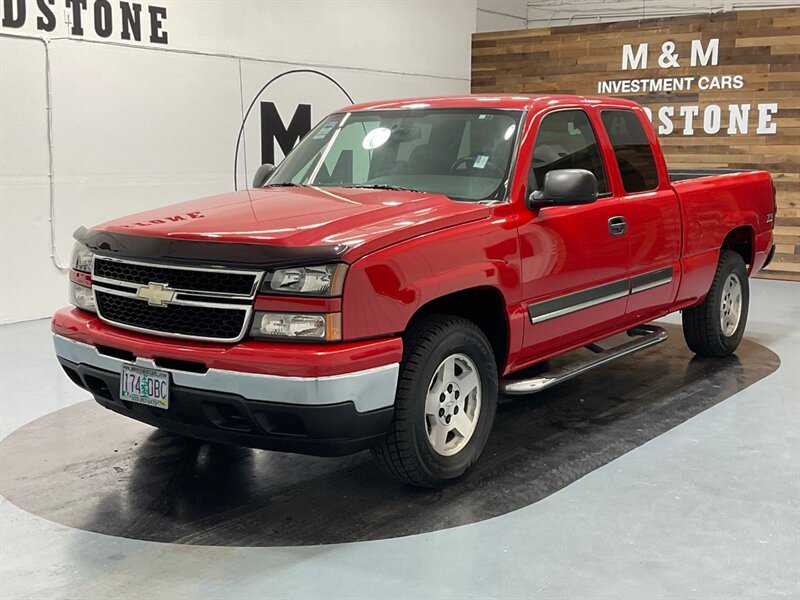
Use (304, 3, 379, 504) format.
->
(267, 108, 523, 201)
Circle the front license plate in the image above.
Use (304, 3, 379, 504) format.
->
(120, 364, 170, 409)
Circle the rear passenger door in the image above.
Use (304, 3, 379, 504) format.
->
(516, 108, 630, 365)
(598, 108, 681, 320)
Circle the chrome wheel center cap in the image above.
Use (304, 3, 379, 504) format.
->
(436, 381, 462, 426)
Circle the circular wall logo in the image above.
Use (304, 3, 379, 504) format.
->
(234, 69, 353, 190)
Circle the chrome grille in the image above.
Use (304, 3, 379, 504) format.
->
(92, 257, 262, 342)
(95, 291, 248, 340)
(94, 257, 259, 297)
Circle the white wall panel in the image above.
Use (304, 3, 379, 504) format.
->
(1, 0, 477, 80)
(163, 0, 477, 81)
(0, 1, 477, 323)
(0, 37, 64, 322)
(482, 0, 528, 18)
(47, 42, 243, 269)
(477, 10, 526, 32)
(477, 0, 527, 31)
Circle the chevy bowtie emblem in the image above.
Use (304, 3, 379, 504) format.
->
(137, 282, 176, 307)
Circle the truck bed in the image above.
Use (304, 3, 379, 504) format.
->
(667, 167, 775, 276)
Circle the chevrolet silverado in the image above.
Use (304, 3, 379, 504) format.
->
(53, 95, 776, 486)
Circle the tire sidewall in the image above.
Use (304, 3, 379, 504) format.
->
(405, 324, 498, 481)
(710, 253, 750, 353)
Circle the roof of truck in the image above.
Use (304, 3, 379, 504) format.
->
(341, 94, 641, 112)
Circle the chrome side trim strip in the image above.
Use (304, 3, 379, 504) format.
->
(528, 279, 630, 324)
(630, 267, 674, 295)
(529, 289, 629, 324)
(53, 334, 399, 413)
(527, 266, 675, 324)
(630, 276, 673, 294)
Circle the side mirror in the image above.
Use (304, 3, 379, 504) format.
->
(528, 169, 598, 209)
(252, 163, 276, 188)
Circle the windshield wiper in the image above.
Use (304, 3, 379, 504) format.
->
(339, 184, 423, 193)
(260, 182, 305, 188)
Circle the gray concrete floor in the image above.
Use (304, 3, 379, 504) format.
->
(1, 279, 798, 600)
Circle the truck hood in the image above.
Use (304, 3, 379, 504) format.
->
(95, 186, 491, 263)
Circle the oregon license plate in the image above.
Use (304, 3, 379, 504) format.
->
(120, 364, 170, 409)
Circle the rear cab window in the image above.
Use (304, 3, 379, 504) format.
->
(529, 109, 610, 196)
(600, 110, 660, 193)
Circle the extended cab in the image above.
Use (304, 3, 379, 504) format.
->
(53, 95, 776, 487)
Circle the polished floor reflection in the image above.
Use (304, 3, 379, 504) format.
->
(0, 325, 779, 546)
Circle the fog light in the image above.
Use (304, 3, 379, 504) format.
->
(250, 312, 341, 341)
(69, 281, 96, 313)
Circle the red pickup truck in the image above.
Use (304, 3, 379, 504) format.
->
(53, 95, 776, 487)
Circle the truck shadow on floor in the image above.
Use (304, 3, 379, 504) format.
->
(0, 325, 780, 546)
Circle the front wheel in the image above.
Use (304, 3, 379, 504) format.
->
(682, 249, 750, 357)
(370, 315, 498, 487)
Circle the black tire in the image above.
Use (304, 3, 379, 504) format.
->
(682, 250, 749, 357)
(370, 315, 498, 488)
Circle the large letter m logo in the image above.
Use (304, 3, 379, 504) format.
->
(260, 102, 311, 164)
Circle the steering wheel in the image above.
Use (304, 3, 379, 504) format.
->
(450, 155, 504, 177)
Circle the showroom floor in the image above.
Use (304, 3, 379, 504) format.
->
(1, 279, 798, 600)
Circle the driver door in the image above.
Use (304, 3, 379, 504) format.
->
(516, 108, 630, 365)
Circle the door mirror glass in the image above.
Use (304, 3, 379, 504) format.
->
(528, 169, 598, 208)
(252, 163, 276, 188)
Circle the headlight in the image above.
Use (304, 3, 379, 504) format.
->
(261, 264, 347, 296)
(71, 242, 94, 273)
(69, 242, 96, 312)
(69, 281, 97, 312)
(250, 312, 341, 341)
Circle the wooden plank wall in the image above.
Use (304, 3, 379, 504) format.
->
(472, 8, 800, 280)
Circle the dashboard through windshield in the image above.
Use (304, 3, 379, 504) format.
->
(267, 108, 524, 201)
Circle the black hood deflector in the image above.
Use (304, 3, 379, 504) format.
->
(75, 227, 348, 269)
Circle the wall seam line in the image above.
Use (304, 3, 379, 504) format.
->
(0, 32, 470, 84)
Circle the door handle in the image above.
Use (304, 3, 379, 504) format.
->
(608, 216, 627, 236)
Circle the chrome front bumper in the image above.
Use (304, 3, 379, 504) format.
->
(53, 334, 399, 413)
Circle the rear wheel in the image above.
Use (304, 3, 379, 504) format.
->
(682, 250, 749, 357)
(371, 315, 498, 487)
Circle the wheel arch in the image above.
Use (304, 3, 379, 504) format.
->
(406, 286, 509, 372)
(722, 225, 755, 272)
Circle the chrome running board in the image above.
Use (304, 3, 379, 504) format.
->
(501, 325, 669, 395)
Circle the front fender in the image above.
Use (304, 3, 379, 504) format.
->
(341, 212, 521, 341)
